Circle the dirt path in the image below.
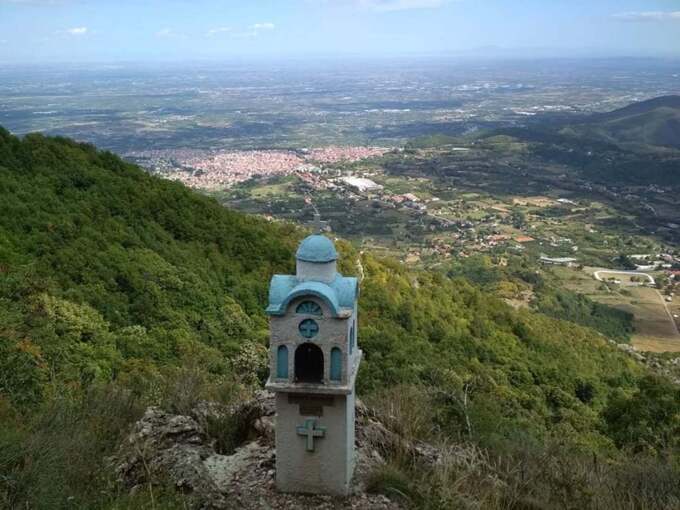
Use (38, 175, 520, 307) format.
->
(653, 289, 680, 335)
(593, 269, 655, 285)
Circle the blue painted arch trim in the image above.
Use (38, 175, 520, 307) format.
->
(279, 287, 340, 316)
(266, 275, 358, 318)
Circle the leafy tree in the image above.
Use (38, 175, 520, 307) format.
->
(604, 375, 680, 454)
(615, 254, 637, 270)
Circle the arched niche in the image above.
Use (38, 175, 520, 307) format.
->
(295, 343, 324, 383)
(330, 347, 342, 381)
(277, 345, 289, 379)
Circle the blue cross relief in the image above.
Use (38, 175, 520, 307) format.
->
(296, 418, 326, 452)
(299, 319, 319, 339)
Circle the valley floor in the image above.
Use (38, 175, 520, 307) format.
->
(557, 266, 680, 352)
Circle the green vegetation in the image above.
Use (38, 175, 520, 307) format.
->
(404, 134, 468, 149)
(359, 253, 642, 448)
(497, 111, 680, 187)
(565, 95, 680, 150)
(447, 255, 635, 342)
(364, 383, 680, 509)
(534, 287, 634, 342)
(0, 130, 678, 509)
(604, 375, 680, 454)
(0, 129, 298, 406)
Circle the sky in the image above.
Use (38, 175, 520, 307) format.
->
(1, 0, 679, 63)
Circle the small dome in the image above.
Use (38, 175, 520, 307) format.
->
(296, 234, 338, 263)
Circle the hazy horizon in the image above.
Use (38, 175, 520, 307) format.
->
(2, 0, 680, 64)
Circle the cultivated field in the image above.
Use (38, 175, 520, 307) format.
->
(556, 266, 680, 352)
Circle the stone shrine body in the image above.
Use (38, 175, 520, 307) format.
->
(265, 234, 361, 496)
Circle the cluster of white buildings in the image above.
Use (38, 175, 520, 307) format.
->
(176, 150, 315, 190)
(540, 255, 579, 267)
(128, 146, 391, 191)
(340, 176, 383, 193)
(629, 253, 676, 271)
(303, 146, 389, 163)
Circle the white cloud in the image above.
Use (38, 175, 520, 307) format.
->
(155, 27, 187, 39)
(228, 22, 275, 38)
(66, 27, 88, 36)
(312, 0, 447, 11)
(613, 11, 680, 22)
(364, 0, 446, 11)
(250, 22, 275, 30)
(207, 26, 232, 37)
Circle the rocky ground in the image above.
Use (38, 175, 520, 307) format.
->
(111, 392, 438, 509)
(616, 342, 680, 384)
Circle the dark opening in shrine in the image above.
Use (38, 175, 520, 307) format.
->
(295, 343, 324, 383)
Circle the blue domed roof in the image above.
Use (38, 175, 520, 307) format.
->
(296, 234, 338, 263)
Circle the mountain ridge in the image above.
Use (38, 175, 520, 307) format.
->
(591, 95, 680, 120)
(564, 95, 680, 149)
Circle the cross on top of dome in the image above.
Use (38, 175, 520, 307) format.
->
(308, 212, 329, 234)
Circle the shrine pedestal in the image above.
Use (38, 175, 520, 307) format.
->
(274, 392, 356, 496)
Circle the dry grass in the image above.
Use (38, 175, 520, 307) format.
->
(363, 385, 680, 510)
(364, 385, 439, 442)
(631, 335, 680, 353)
(368, 437, 680, 510)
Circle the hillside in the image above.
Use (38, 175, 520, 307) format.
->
(563, 95, 680, 149)
(484, 97, 680, 187)
(0, 129, 679, 509)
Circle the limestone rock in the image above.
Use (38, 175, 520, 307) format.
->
(253, 415, 275, 442)
(112, 392, 404, 509)
(114, 406, 228, 508)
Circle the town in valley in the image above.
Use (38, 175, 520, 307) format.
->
(2, 58, 679, 352)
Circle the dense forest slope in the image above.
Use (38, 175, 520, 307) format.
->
(565, 95, 680, 149)
(0, 129, 678, 509)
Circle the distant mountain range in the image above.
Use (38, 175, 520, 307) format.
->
(564, 95, 680, 149)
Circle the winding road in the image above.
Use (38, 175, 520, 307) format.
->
(593, 270, 656, 285)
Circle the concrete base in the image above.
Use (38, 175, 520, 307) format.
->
(275, 391, 355, 496)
